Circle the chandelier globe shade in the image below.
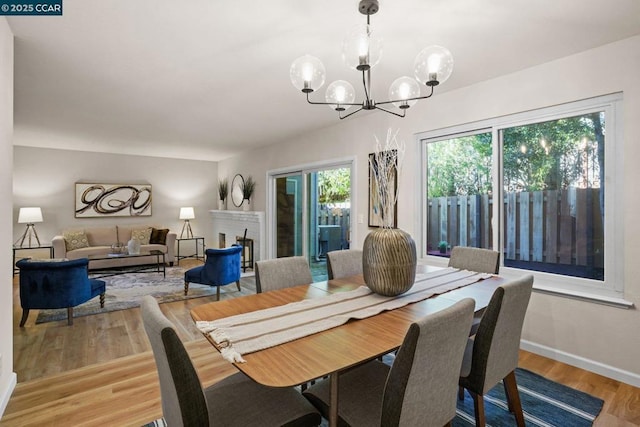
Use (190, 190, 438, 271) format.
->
(325, 80, 356, 111)
(342, 23, 382, 71)
(414, 45, 454, 86)
(389, 76, 421, 109)
(290, 55, 326, 93)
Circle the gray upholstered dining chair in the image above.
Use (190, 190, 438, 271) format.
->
(303, 298, 476, 427)
(326, 249, 363, 280)
(448, 246, 500, 274)
(448, 246, 501, 335)
(140, 295, 321, 427)
(255, 256, 313, 293)
(458, 274, 534, 427)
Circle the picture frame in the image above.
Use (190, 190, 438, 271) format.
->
(75, 183, 152, 218)
(368, 151, 398, 228)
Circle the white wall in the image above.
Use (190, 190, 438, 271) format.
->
(219, 36, 640, 385)
(13, 146, 219, 247)
(0, 18, 15, 417)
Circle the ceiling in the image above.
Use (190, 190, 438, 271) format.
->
(8, 0, 640, 161)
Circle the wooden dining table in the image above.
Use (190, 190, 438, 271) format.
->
(190, 264, 507, 427)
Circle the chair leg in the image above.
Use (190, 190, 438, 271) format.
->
(503, 378, 515, 413)
(184, 281, 189, 296)
(503, 371, 525, 427)
(470, 390, 485, 427)
(19, 309, 29, 327)
(236, 280, 241, 292)
(100, 293, 105, 308)
(67, 307, 73, 326)
(216, 286, 220, 301)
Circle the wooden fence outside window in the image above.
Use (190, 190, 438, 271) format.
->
(427, 188, 603, 269)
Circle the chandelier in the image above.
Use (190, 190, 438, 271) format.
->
(289, 0, 454, 119)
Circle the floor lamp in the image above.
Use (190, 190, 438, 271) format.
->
(16, 207, 43, 248)
(179, 207, 194, 239)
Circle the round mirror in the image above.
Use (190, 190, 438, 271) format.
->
(231, 174, 245, 207)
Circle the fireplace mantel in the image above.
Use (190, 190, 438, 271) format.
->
(210, 210, 265, 264)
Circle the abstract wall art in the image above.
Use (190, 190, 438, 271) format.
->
(75, 183, 152, 218)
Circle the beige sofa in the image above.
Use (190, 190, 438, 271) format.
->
(52, 225, 176, 270)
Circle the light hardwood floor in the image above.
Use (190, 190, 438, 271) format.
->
(3, 262, 640, 426)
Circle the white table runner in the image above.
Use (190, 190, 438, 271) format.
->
(197, 267, 490, 363)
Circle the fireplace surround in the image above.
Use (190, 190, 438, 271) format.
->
(210, 210, 265, 266)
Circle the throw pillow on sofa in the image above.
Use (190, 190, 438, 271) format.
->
(150, 228, 169, 245)
(131, 227, 152, 244)
(63, 230, 90, 251)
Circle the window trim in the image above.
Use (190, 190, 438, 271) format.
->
(417, 93, 630, 305)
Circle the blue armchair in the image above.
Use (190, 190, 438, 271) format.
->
(16, 258, 106, 326)
(184, 246, 242, 300)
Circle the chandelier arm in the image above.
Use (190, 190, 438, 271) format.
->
(375, 85, 435, 106)
(339, 107, 364, 120)
(306, 92, 361, 107)
(374, 105, 406, 118)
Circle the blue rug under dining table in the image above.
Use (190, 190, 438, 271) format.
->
(453, 368, 604, 426)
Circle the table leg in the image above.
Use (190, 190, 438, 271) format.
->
(329, 371, 339, 427)
(161, 253, 166, 277)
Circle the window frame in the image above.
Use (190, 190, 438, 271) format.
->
(418, 93, 629, 306)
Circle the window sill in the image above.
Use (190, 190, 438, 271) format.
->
(530, 284, 634, 308)
(499, 267, 634, 309)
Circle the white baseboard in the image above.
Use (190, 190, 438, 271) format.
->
(0, 372, 17, 419)
(521, 340, 640, 388)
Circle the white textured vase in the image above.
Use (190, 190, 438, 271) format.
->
(242, 199, 251, 211)
(363, 228, 417, 296)
(127, 238, 141, 255)
(218, 200, 226, 210)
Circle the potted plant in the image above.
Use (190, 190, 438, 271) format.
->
(241, 176, 256, 211)
(217, 178, 228, 210)
(438, 240, 448, 254)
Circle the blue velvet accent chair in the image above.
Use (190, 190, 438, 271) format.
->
(16, 258, 106, 327)
(184, 245, 242, 300)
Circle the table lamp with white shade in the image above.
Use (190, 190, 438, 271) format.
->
(16, 207, 43, 248)
(179, 207, 195, 239)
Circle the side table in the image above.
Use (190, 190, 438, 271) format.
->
(13, 244, 54, 275)
(176, 237, 205, 264)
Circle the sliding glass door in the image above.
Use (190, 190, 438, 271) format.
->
(271, 162, 353, 281)
(275, 173, 304, 258)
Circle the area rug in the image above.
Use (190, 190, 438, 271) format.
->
(35, 267, 256, 324)
(143, 367, 604, 427)
(453, 368, 604, 426)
